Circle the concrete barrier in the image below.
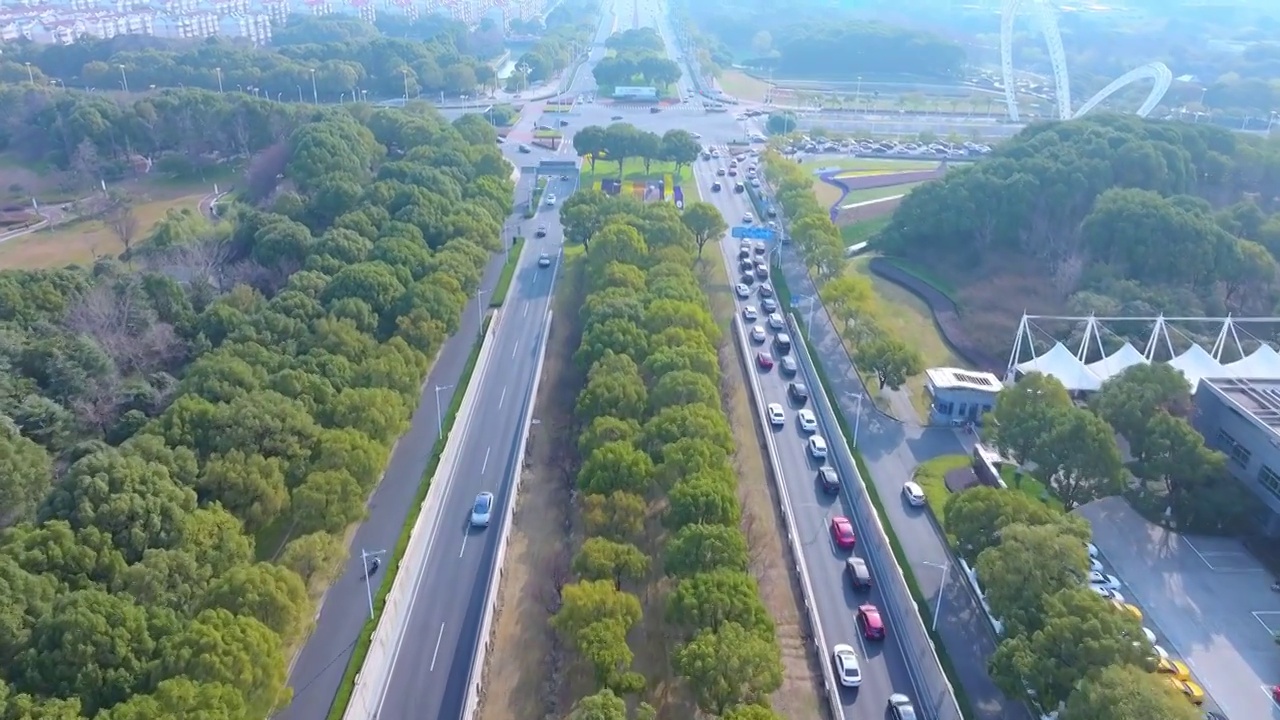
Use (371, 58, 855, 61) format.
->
(343, 312, 500, 720)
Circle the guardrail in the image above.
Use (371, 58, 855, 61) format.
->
(788, 315, 964, 720)
(729, 315, 842, 720)
(342, 311, 501, 720)
(464, 310, 554, 719)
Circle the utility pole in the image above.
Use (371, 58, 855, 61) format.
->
(310, 68, 319, 104)
(215, 66, 223, 93)
(434, 385, 454, 436)
(402, 67, 411, 100)
(360, 549, 387, 619)
(118, 64, 129, 92)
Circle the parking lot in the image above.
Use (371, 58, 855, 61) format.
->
(1080, 496, 1279, 720)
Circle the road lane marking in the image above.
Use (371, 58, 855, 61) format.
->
(498, 386, 506, 409)
(523, 301, 529, 317)
(459, 534, 468, 558)
(481, 446, 491, 475)
(430, 623, 445, 671)
(512, 340, 519, 358)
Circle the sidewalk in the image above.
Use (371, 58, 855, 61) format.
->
(778, 246, 1032, 720)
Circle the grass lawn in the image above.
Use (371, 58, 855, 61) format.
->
(913, 454, 969, 523)
(842, 181, 925, 205)
(999, 464, 1064, 513)
(718, 69, 772, 102)
(0, 186, 209, 269)
(847, 254, 968, 419)
(838, 216, 889, 245)
(579, 157, 685, 187)
(879, 256, 958, 301)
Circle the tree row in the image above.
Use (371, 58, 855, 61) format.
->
(0, 103, 514, 717)
(572, 124, 701, 180)
(592, 28, 681, 91)
(760, 152, 923, 388)
(556, 191, 784, 720)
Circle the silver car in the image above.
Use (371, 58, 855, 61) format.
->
(471, 492, 494, 527)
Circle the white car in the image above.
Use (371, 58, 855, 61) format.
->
(742, 306, 758, 321)
(1089, 557, 1105, 573)
(1088, 571, 1122, 590)
(545, 194, 556, 206)
(768, 312, 784, 330)
(798, 409, 818, 433)
(742, 212, 753, 223)
(1087, 542, 1100, 559)
(734, 283, 751, 299)
(832, 644, 862, 687)
(902, 481, 926, 506)
(1142, 627, 1157, 645)
(471, 492, 494, 527)
(750, 326, 766, 342)
(1091, 586, 1126, 603)
(807, 436, 828, 459)
(767, 403, 785, 427)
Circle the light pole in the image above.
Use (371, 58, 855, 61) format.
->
(118, 64, 129, 92)
(402, 67, 411, 100)
(360, 549, 387, 619)
(310, 68, 319, 104)
(434, 384, 454, 436)
(517, 62, 532, 94)
(476, 289, 489, 327)
(215, 66, 223, 93)
(848, 391, 864, 447)
(854, 75, 862, 111)
(923, 560, 950, 631)
(24, 62, 33, 84)
(297, 85, 303, 102)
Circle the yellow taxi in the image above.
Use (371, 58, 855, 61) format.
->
(1165, 676, 1205, 705)
(1152, 657, 1191, 680)
(1111, 599, 1143, 621)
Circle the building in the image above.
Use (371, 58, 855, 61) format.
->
(923, 367, 1001, 426)
(1192, 377, 1280, 535)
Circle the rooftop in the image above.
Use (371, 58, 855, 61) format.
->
(925, 367, 1001, 394)
(1202, 377, 1280, 434)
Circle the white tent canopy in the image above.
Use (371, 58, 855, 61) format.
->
(1168, 345, 1225, 391)
(1085, 343, 1149, 383)
(1224, 345, 1280, 380)
(1015, 342, 1103, 392)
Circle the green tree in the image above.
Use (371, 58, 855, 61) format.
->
(722, 705, 785, 720)
(577, 352, 648, 424)
(95, 678, 247, 720)
(661, 129, 701, 178)
(643, 404, 734, 458)
(665, 524, 749, 577)
(667, 476, 740, 528)
(290, 469, 365, 534)
(855, 333, 924, 390)
(567, 689, 627, 720)
(989, 373, 1074, 465)
(1062, 664, 1201, 720)
(1092, 362, 1191, 461)
(655, 438, 734, 490)
(944, 486, 1086, 561)
(578, 416, 642, 458)
(674, 622, 783, 715)
(552, 579, 643, 640)
(203, 562, 311, 646)
(279, 532, 347, 595)
(156, 608, 288, 718)
(667, 569, 772, 636)
(573, 538, 651, 590)
(581, 492, 647, 542)
(573, 125, 608, 173)
(577, 442, 655, 496)
(680, 202, 728, 258)
(975, 523, 1089, 637)
(196, 451, 290, 532)
(649, 370, 719, 413)
(0, 418, 54, 521)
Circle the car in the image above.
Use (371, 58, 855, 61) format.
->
(740, 272, 755, 286)
(1089, 557, 1105, 573)
(545, 194, 557, 206)
(767, 312, 785, 330)
(750, 326, 766, 342)
(902, 481, 926, 506)
(754, 242, 767, 256)
(742, 306, 758, 321)
(807, 435, 828, 459)
(742, 213, 753, 223)
(789, 381, 810, 404)
(611, 115, 623, 120)
(847, 556, 871, 587)
(1087, 542, 1100, 558)
(734, 182, 745, 193)
(518, 144, 531, 153)
(750, 178, 761, 187)
(729, 160, 738, 168)
(1134, 640, 1169, 659)
(535, 225, 547, 237)
(830, 516, 855, 548)
(649, 106, 661, 113)
(755, 264, 769, 279)
(1152, 657, 1192, 680)
(832, 644, 862, 687)
(1113, 600, 1142, 621)
(735, 283, 751, 299)
(780, 355, 798, 375)
(818, 467, 840, 494)
(538, 253, 552, 267)
(738, 246, 752, 259)
(1088, 571, 1122, 590)
(711, 181, 722, 192)
(740, 258, 755, 272)
(798, 409, 818, 433)
(774, 333, 792, 354)
(1165, 677, 1205, 705)
(888, 693, 916, 720)
(1091, 586, 1125, 602)
(470, 491, 494, 527)
(761, 298, 778, 315)
(858, 604, 885, 640)
(728, 168, 738, 176)
(767, 403, 785, 426)
(758, 282, 774, 297)
(756, 351, 774, 369)
(717, 168, 727, 176)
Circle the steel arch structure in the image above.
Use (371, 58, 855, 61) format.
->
(1000, 0, 1172, 122)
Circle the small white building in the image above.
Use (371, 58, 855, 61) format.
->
(923, 367, 1001, 426)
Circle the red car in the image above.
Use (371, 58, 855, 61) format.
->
(756, 351, 774, 370)
(858, 604, 885, 640)
(830, 516, 856, 549)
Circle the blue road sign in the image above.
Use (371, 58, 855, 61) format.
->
(731, 226, 775, 240)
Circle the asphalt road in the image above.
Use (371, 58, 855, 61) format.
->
(690, 148, 920, 718)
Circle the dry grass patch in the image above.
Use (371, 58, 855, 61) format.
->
(719, 70, 773, 102)
(697, 255, 826, 720)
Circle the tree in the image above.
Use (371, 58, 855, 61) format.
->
(649, 369, 719, 412)
(1092, 363, 1191, 462)
(106, 195, 141, 256)
(643, 404, 734, 457)
(156, 608, 288, 718)
(667, 476, 740, 529)
(567, 689, 627, 720)
(578, 416, 642, 458)
(279, 532, 346, 595)
(665, 524, 750, 577)
(944, 486, 1086, 561)
(573, 538, 650, 589)
(667, 569, 772, 636)
(674, 622, 783, 715)
(723, 705, 785, 720)
(0, 417, 54, 522)
(661, 129, 701, 177)
(95, 678, 247, 720)
(581, 491, 647, 541)
(600, 123, 642, 178)
(577, 352, 648, 424)
(655, 438, 734, 490)
(573, 125, 608, 173)
(1062, 664, 1201, 720)
(680, 202, 728, 258)
(854, 332, 924, 390)
(989, 373, 1074, 465)
(1031, 406, 1124, 510)
(578, 441, 655, 496)
(975, 523, 1089, 637)
(552, 579, 643, 641)
(989, 588, 1148, 713)
(1139, 412, 1239, 532)
(196, 451, 290, 532)
(766, 112, 797, 135)
(203, 562, 311, 647)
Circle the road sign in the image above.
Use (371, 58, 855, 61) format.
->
(731, 226, 775, 240)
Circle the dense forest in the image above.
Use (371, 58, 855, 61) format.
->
(874, 115, 1280, 353)
(0, 97, 513, 717)
(591, 28, 681, 90)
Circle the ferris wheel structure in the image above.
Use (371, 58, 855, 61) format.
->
(1000, 0, 1173, 122)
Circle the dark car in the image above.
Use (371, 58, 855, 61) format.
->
(535, 225, 547, 238)
(754, 264, 769, 280)
(711, 181, 722, 192)
(779, 355, 798, 376)
(559, 119, 570, 126)
(611, 115, 623, 120)
(734, 182, 745, 193)
(717, 168, 727, 176)
(818, 467, 840, 494)
(738, 247, 751, 260)
(847, 557, 871, 588)
(758, 283, 774, 298)
(788, 381, 809, 405)
(739, 258, 754, 272)
(756, 351, 774, 370)
(740, 272, 755, 286)
(649, 106, 662, 113)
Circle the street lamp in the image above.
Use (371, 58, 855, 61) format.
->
(215, 66, 223, 93)
(516, 61, 532, 94)
(297, 85, 303, 102)
(854, 75, 862, 111)
(360, 549, 387, 619)
(848, 391, 864, 447)
(310, 68, 319, 104)
(923, 560, 951, 631)
(118, 64, 129, 92)
(401, 67, 411, 100)
(23, 62, 33, 84)
(433, 384, 454, 437)
(476, 289, 489, 327)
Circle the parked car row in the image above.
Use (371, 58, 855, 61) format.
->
(779, 134, 992, 160)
